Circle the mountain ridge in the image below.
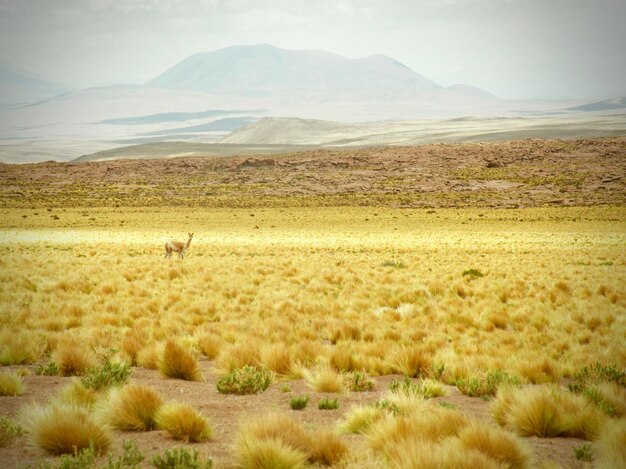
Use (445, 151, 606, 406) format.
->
(148, 44, 453, 98)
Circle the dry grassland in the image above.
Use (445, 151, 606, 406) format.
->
(0, 205, 624, 467)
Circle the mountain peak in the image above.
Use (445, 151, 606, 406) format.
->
(148, 44, 441, 97)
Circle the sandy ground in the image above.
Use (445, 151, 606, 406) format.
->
(0, 362, 588, 468)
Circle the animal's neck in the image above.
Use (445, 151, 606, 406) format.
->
(185, 238, 192, 249)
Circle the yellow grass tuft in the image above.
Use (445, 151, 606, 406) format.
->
(158, 340, 202, 381)
(155, 401, 212, 442)
(308, 429, 349, 466)
(237, 413, 312, 455)
(20, 403, 111, 455)
(261, 343, 293, 377)
(236, 435, 308, 469)
(120, 331, 145, 365)
(216, 341, 261, 374)
(491, 384, 607, 440)
(339, 406, 386, 434)
(0, 331, 40, 365)
(52, 339, 95, 376)
(367, 407, 468, 453)
(595, 419, 626, 469)
(384, 438, 502, 469)
(458, 421, 533, 469)
(305, 367, 346, 393)
(137, 343, 162, 370)
(102, 384, 163, 431)
(197, 332, 224, 360)
(388, 345, 432, 378)
(57, 379, 97, 408)
(0, 371, 25, 396)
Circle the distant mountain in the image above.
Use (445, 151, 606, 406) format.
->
(0, 62, 69, 109)
(446, 84, 498, 100)
(568, 97, 626, 112)
(148, 44, 444, 98)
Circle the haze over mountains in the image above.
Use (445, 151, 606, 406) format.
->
(1, 44, 625, 163)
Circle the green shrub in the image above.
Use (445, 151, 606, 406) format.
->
(216, 366, 272, 395)
(346, 371, 374, 392)
(373, 399, 401, 416)
(583, 386, 618, 416)
(389, 376, 445, 398)
(574, 443, 593, 461)
(151, 448, 212, 469)
(280, 384, 292, 393)
(456, 370, 520, 397)
(81, 360, 132, 391)
(382, 260, 407, 269)
(568, 362, 625, 393)
(318, 398, 339, 410)
(36, 361, 60, 376)
(438, 401, 457, 410)
(462, 268, 484, 278)
(0, 416, 23, 447)
(290, 395, 310, 410)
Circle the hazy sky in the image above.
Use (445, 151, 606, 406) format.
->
(0, 0, 624, 100)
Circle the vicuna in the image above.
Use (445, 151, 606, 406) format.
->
(164, 232, 194, 259)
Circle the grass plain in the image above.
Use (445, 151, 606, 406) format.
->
(0, 138, 624, 468)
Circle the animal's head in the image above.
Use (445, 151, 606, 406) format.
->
(188, 232, 194, 240)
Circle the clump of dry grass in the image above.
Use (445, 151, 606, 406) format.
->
(235, 413, 310, 468)
(52, 339, 95, 376)
(137, 343, 162, 370)
(305, 367, 346, 393)
(20, 403, 111, 455)
(197, 332, 224, 360)
(57, 379, 97, 408)
(339, 406, 386, 434)
(155, 401, 212, 442)
(158, 340, 202, 381)
(236, 436, 308, 469)
(101, 384, 163, 431)
(261, 343, 293, 377)
(366, 407, 468, 453)
(384, 438, 502, 469)
(0, 371, 25, 396)
(216, 341, 261, 374)
(235, 413, 348, 467)
(458, 421, 533, 469)
(120, 331, 145, 365)
(0, 331, 40, 365)
(594, 419, 626, 469)
(491, 384, 607, 440)
(308, 430, 349, 466)
(388, 345, 432, 378)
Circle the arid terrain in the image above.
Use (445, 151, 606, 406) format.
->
(0, 137, 624, 469)
(1, 137, 624, 210)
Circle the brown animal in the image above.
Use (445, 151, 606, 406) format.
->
(164, 232, 194, 259)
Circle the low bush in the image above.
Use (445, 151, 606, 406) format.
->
(318, 397, 339, 410)
(216, 366, 272, 395)
(152, 447, 213, 469)
(81, 359, 132, 391)
(456, 370, 520, 397)
(346, 371, 375, 392)
(290, 395, 310, 410)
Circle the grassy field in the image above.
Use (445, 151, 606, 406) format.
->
(0, 205, 625, 468)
